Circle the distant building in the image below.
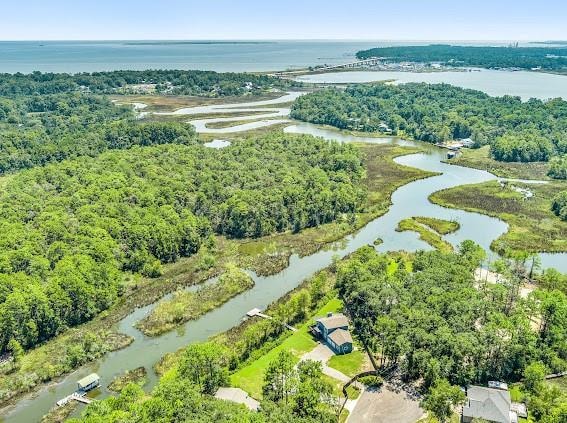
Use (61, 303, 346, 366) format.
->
(77, 373, 100, 392)
(462, 385, 518, 423)
(311, 313, 353, 354)
(378, 122, 392, 133)
(460, 138, 475, 147)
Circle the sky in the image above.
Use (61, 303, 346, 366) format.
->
(0, 0, 566, 41)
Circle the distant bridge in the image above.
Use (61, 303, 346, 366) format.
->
(272, 57, 384, 76)
(317, 57, 384, 71)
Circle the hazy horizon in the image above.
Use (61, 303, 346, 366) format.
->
(1, 0, 566, 41)
(0, 39, 562, 42)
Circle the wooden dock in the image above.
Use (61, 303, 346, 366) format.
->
(74, 394, 93, 404)
(56, 391, 93, 407)
(246, 308, 297, 332)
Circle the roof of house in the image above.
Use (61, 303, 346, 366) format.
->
(77, 373, 100, 388)
(215, 387, 260, 411)
(463, 386, 512, 423)
(317, 313, 349, 331)
(328, 328, 353, 346)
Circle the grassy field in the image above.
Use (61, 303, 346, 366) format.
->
(327, 350, 367, 378)
(230, 298, 343, 399)
(430, 180, 567, 254)
(148, 110, 272, 124)
(447, 146, 550, 180)
(204, 117, 282, 129)
(396, 218, 454, 253)
(136, 266, 254, 336)
(111, 92, 284, 112)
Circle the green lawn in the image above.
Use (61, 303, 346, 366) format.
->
(345, 384, 361, 400)
(327, 350, 366, 378)
(322, 373, 344, 397)
(230, 298, 343, 399)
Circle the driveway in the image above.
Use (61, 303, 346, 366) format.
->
(300, 344, 351, 383)
(301, 343, 335, 363)
(348, 385, 424, 423)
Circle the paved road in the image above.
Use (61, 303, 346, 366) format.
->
(348, 386, 424, 423)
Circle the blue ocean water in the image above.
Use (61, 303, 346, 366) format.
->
(0, 40, 376, 73)
(0, 40, 532, 74)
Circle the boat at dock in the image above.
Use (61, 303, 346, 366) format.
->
(55, 373, 99, 407)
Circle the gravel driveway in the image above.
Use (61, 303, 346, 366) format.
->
(348, 385, 424, 423)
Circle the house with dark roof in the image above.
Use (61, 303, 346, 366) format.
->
(462, 386, 518, 423)
(311, 313, 353, 354)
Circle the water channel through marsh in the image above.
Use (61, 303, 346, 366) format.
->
(3, 94, 566, 423)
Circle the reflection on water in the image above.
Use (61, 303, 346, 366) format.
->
(4, 122, 566, 423)
(296, 69, 567, 100)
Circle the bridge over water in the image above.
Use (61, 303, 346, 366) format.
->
(317, 57, 383, 71)
(273, 57, 383, 76)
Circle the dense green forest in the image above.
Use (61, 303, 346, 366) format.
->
(0, 70, 299, 173)
(0, 92, 196, 173)
(0, 70, 298, 97)
(0, 134, 364, 354)
(290, 83, 567, 164)
(356, 44, 567, 71)
(337, 245, 567, 422)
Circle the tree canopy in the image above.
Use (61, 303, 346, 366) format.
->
(336, 245, 567, 389)
(356, 44, 567, 71)
(0, 68, 301, 174)
(291, 83, 567, 163)
(0, 70, 299, 97)
(552, 191, 567, 220)
(0, 133, 365, 353)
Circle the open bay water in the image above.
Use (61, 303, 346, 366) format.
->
(0, 40, 553, 74)
(0, 41, 566, 422)
(0, 40, 385, 73)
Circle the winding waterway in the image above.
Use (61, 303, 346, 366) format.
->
(154, 92, 303, 132)
(3, 94, 567, 423)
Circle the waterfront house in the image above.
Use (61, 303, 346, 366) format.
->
(77, 373, 100, 392)
(462, 385, 518, 423)
(311, 313, 353, 354)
